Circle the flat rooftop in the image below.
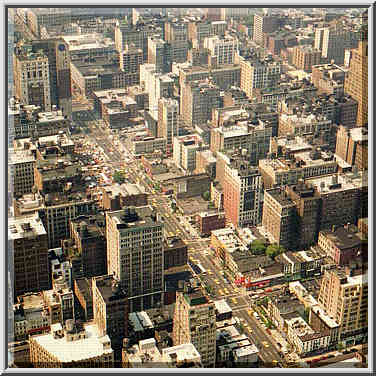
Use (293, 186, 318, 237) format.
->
(9, 213, 46, 240)
(32, 323, 112, 363)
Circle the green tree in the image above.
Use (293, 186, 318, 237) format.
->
(202, 191, 210, 201)
(250, 239, 267, 255)
(266, 244, 285, 259)
(113, 170, 125, 184)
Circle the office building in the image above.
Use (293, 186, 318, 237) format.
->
(204, 36, 238, 67)
(92, 275, 128, 351)
(292, 46, 321, 72)
(253, 14, 279, 45)
(9, 213, 50, 297)
(119, 45, 143, 85)
(318, 268, 368, 343)
(13, 44, 51, 112)
(157, 98, 179, 152)
(335, 125, 368, 170)
(26, 8, 72, 37)
(344, 41, 368, 126)
(240, 59, 281, 100)
(9, 148, 35, 198)
(181, 80, 222, 126)
(317, 224, 365, 265)
(173, 134, 203, 173)
(210, 122, 272, 161)
(29, 322, 114, 367)
(173, 283, 216, 367)
(106, 207, 164, 312)
(69, 215, 107, 279)
(217, 150, 263, 228)
(31, 39, 72, 119)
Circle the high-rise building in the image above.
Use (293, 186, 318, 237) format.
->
(292, 46, 321, 72)
(253, 14, 279, 45)
(335, 125, 368, 170)
(204, 36, 238, 67)
(26, 8, 72, 37)
(181, 80, 222, 126)
(69, 215, 107, 279)
(31, 39, 72, 120)
(147, 37, 171, 73)
(318, 268, 368, 343)
(9, 212, 50, 297)
(92, 275, 128, 352)
(206, 8, 222, 21)
(13, 45, 51, 112)
(106, 207, 164, 312)
(9, 148, 35, 198)
(344, 41, 368, 126)
(240, 59, 281, 100)
(114, 20, 155, 61)
(173, 283, 216, 367)
(119, 45, 143, 85)
(173, 134, 203, 173)
(216, 150, 264, 228)
(29, 322, 114, 367)
(157, 98, 179, 153)
(220, 8, 245, 21)
(317, 23, 359, 65)
(164, 21, 189, 64)
(140, 63, 174, 118)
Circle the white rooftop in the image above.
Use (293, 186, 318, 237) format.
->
(31, 324, 112, 363)
(214, 299, 233, 315)
(9, 213, 46, 240)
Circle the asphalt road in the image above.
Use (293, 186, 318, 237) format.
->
(74, 107, 285, 365)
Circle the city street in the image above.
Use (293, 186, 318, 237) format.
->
(73, 107, 287, 366)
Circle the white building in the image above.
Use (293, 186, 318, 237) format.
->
(204, 36, 238, 66)
(29, 322, 114, 367)
(286, 316, 330, 355)
(173, 134, 203, 173)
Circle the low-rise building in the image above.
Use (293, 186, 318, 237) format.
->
(317, 225, 365, 265)
(216, 324, 259, 366)
(286, 316, 330, 355)
(93, 88, 138, 129)
(128, 135, 167, 157)
(196, 211, 226, 236)
(163, 237, 188, 271)
(101, 183, 147, 211)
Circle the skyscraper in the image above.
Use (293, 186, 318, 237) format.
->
(106, 207, 164, 312)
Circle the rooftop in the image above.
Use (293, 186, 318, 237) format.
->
(9, 212, 46, 240)
(108, 206, 161, 231)
(93, 275, 127, 304)
(31, 323, 112, 363)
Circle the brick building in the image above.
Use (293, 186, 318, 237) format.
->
(92, 275, 128, 353)
(196, 211, 226, 236)
(69, 214, 107, 279)
(163, 237, 188, 270)
(317, 225, 365, 265)
(9, 213, 50, 298)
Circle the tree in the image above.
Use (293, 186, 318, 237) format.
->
(266, 244, 285, 259)
(113, 170, 125, 184)
(202, 191, 210, 201)
(250, 239, 267, 255)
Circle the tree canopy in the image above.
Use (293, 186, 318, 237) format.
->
(250, 239, 267, 255)
(265, 244, 285, 259)
(113, 170, 125, 184)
